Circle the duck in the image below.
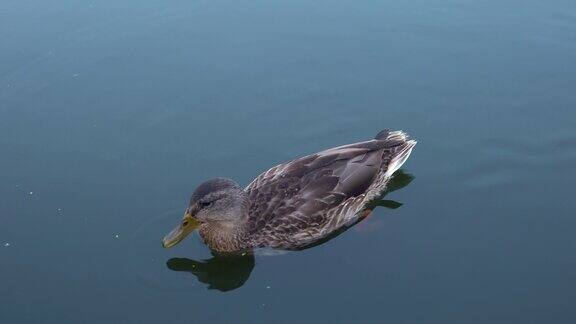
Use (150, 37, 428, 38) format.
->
(162, 129, 416, 253)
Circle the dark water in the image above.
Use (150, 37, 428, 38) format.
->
(1, 0, 576, 322)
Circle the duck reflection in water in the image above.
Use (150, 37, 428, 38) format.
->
(167, 253, 255, 292)
(166, 170, 414, 292)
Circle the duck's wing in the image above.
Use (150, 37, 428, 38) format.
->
(244, 130, 416, 246)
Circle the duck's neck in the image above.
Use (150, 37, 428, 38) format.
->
(199, 198, 252, 253)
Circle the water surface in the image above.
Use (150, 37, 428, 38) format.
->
(1, 0, 576, 322)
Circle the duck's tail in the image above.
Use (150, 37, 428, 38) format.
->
(375, 129, 417, 178)
(358, 129, 416, 205)
(386, 139, 416, 178)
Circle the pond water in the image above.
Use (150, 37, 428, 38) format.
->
(1, 0, 576, 322)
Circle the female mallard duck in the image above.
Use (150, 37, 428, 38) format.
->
(162, 129, 416, 253)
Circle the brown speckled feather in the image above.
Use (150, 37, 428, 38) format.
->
(244, 130, 416, 249)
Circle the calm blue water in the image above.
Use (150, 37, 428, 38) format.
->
(1, 0, 576, 322)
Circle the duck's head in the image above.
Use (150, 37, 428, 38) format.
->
(162, 178, 246, 248)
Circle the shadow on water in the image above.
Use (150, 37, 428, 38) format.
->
(167, 254, 255, 292)
(166, 170, 414, 292)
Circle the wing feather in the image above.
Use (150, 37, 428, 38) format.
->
(245, 140, 388, 237)
(244, 132, 415, 248)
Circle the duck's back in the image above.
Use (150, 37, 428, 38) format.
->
(244, 130, 416, 249)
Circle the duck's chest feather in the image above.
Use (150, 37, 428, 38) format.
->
(199, 222, 251, 252)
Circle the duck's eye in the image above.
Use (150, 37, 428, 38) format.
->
(182, 220, 189, 226)
(199, 201, 212, 208)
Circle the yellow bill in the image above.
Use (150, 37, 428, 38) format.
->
(162, 212, 200, 248)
